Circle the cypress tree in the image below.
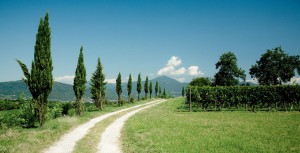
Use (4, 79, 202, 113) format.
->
(182, 86, 185, 97)
(90, 57, 106, 110)
(155, 81, 159, 98)
(159, 86, 162, 97)
(17, 12, 53, 127)
(127, 74, 132, 102)
(149, 81, 153, 99)
(73, 46, 86, 116)
(163, 88, 166, 98)
(144, 76, 149, 99)
(116, 72, 122, 105)
(137, 73, 142, 101)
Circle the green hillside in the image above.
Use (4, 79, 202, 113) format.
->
(0, 76, 186, 101)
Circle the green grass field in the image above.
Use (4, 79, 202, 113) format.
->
(0, 99, 157, 153)
(122, 97, 300, 153)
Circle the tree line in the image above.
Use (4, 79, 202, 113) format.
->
(16, 12, 168, 127)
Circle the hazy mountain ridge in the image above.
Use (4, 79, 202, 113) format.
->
(0, 76, 187, 101)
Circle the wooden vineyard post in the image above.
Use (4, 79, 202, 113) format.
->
(189, 88, 192, 112)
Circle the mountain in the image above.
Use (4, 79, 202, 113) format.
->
(0, 76, 187, 101)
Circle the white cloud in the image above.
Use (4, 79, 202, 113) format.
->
(157, 56, 204, 79)
(167, 56, 181, 67)
(177, 77, 186, 83)
(288, 77, 300, 84)
(54, 75, 74, 84)
(174, 67, 186, 75)
(157, 65, 175, 75)
(246, 78, 258, 84)
(187, 66, 204, 76)
(106, 79, 116, 84)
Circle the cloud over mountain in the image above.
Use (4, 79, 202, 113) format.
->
(157, 56, 204, 81)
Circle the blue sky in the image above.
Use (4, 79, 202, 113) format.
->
(0, 0, 300, 84)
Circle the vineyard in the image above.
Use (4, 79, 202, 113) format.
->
(186, 85, 300, 112)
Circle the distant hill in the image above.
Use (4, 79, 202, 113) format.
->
(0, 76, 187, 101)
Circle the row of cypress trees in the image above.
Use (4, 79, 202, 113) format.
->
(17, 12, 166, 126)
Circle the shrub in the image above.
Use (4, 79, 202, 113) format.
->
(68, 109, 76, 116)
(19, 99, 35, 128)
(48, 103, 63, 119)
(62, 101, 74, 115)
(129, 97, 135, 103)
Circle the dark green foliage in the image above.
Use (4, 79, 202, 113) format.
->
(250, 47, 300, 85)
(159, 86, 162, 96)
(137, 73, 142, 101)
(155, 81, 159, 97)
(90, 57, 106, 110)
(61, 101, 74, 115)
(144, 76, 149, 99)
(186, 85, 300, 112)
(182, 86, 185, 97)
(73, 46, 87, 116)
(127, 74, 132, 102)
(189, 77, 212, 87)
(214, 52, 246, 86)
(116, 72, 122, 105)
(149, 81, 153, 99)
(16, 12, 53, 127)
(163, 88, 166, 98)
(48, 102, 62, 119)
(19, 94, 35, 128)
(0, 99, 19, 111)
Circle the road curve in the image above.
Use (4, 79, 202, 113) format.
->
(44, 99, 163, 153)
(97, 99, 166, 153)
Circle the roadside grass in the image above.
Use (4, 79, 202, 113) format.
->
(0, 98, 157, 153)
(122, 97, 300, 153)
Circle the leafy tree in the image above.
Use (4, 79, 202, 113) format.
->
(116, 72, 122, 105)
(155, 81, 159, 97)
(149, 81, 153, 99)
(144, 76, 149, 99)
(73, 46, 87, 116)
(189, 77, 212, 87)
(137, 73, 142, 101)
(90, 57, 106, 110)
(214, 52, 246, 86)
(250, 47, 300, 85)
(17, 12, 53, 127)
(182, 86, 185, 97)
(127, 74, 132, 102)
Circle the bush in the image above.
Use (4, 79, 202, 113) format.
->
(48, 103, 63, 119)
(186, 85, 300, 112)
(0, 111, 22, 128)
(129, 97, 135, 103)
(0, 99, 19, 111)
(68, 109, 76, 116)
(62, 101, 74, 115)
(85, 104, 100, 112)
(19, 99, 35, 128)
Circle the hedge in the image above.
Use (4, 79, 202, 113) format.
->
(185, 85, 300, 111)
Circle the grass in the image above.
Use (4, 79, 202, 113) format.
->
(122, 97, 300, 153)
(0, 98, 157, 153)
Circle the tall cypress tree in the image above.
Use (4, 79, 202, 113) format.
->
(149, 81, 153, 99)
(144, 76, 149, 99)
(155, 81, 159, 98)
(137, 73, 142, 101)
(127, 74, 132, 102)
(163, 88, 166, 98)
(17, 12, 53, 127)
(73, 46, 86, 116)
(182, 86, 185, 97)
(159, 86, 162, 97)
(116, 72, 122, 105)
(90, 57, 106, 110)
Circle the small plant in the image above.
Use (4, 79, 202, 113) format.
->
(19, 94, 35, 128)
